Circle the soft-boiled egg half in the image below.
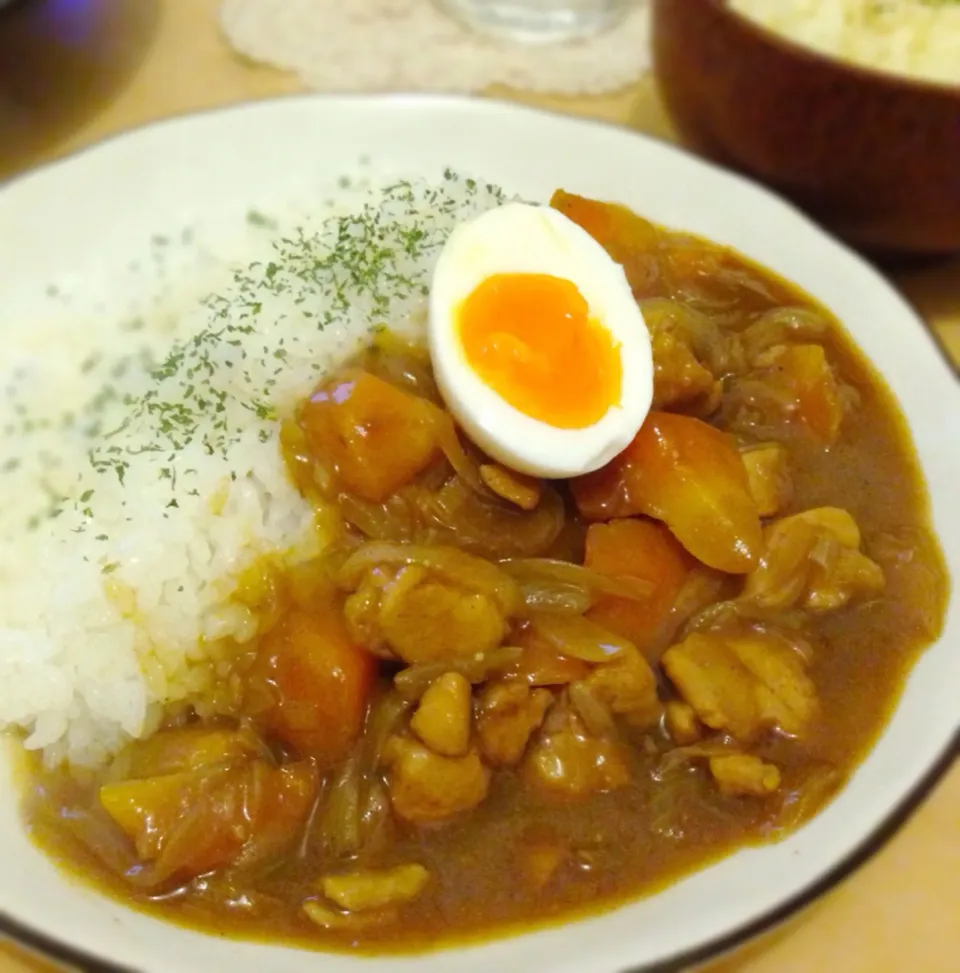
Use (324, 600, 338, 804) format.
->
(428, 201, 654, 479)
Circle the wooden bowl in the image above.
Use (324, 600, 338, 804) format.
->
(650, 0, 960, 257)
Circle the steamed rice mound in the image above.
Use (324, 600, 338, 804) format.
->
(0, 175, 506, 767)
(729, 0, 960, 86)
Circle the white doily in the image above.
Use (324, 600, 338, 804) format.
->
(220, 0, 652, 96)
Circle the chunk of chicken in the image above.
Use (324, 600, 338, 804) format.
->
(383, 735, 490, 824)
(479, 464, 543, 511)
(640, 297, 744, 415)
(410, 672, 472, 758)
(665, 700, 702, 745)
(709, 754, 781, 797)
(303, 900, 397, 931)
(319, 864, 430, 912)
(751, 343, 847, 445)
(651, 329, 722, 416)
(740, 443, 792, 518)
(345, 564, 507, 664)
(580, 644, 660, 728)
(662, 630, 817, 742)
(476, 681, 553, 766)
(742, 507, 885, 612)
(378, 579, 505, 663)
(524, 705, 629, 799)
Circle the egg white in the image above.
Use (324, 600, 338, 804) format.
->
(428, 201, 653, 479)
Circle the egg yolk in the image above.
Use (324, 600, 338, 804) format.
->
(457, 273, 622, 430)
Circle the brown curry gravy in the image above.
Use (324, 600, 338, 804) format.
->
(19, 219, 950, 954)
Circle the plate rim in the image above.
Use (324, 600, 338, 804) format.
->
(0, 90, 957, 973)
(3, 90, 958, 381)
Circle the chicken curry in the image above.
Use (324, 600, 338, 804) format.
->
(23, 190, 949, 952)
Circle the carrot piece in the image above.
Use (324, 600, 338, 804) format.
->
(550, 190, 659, 270)
(299, 369, 440, 502)
(247, 608, 377, 765)
(584, 518, 693, 655)
(571, 412, 762, 574)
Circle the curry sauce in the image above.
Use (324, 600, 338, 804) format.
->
(22, 192, 949, 953)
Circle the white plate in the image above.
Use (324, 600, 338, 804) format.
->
(0, 94, 957, 973)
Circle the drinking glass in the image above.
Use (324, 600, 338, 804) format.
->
(434, 0, 638, 44)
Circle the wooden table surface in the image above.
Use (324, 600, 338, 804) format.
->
(0, 1, 957, 971)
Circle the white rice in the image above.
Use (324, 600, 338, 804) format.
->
(0, 173, 506, 768)
(729, 0, 960, 86)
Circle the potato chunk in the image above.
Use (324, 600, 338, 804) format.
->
(100, 760, 319, 883)
(299, 369, 440, 501)
(383, 736, 490, 824)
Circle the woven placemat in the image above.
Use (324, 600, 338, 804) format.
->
(220, 0, 652, 96)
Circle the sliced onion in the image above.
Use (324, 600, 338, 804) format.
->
(501, 558, 653, 602)
(656, 740, 739, 776)
(337, 542, 521, 614)
(769, 764, 842, 837)
(337, 492, 418, 542)
(424, 404, 490, 496)
(809, 530, 840, 571)
(742, 307, 828, 361)
(361, 690, 412, 771)
(316, 691, 411, 862)
(394, 646, 523, 701)
(60, 805, 151, 884)
(682, 598, 809, 640)
(317, 753, 362, 859)
(519, 581, 593, 615)
(363, 332, 439, 402)
(568, 682, 617, 739)
(528, 613, 632, 663)
(355, 779, 393, 862)
(640, 297, 743, 377)
(422, 478, 566, 559)
(741, 520, 815, 611)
